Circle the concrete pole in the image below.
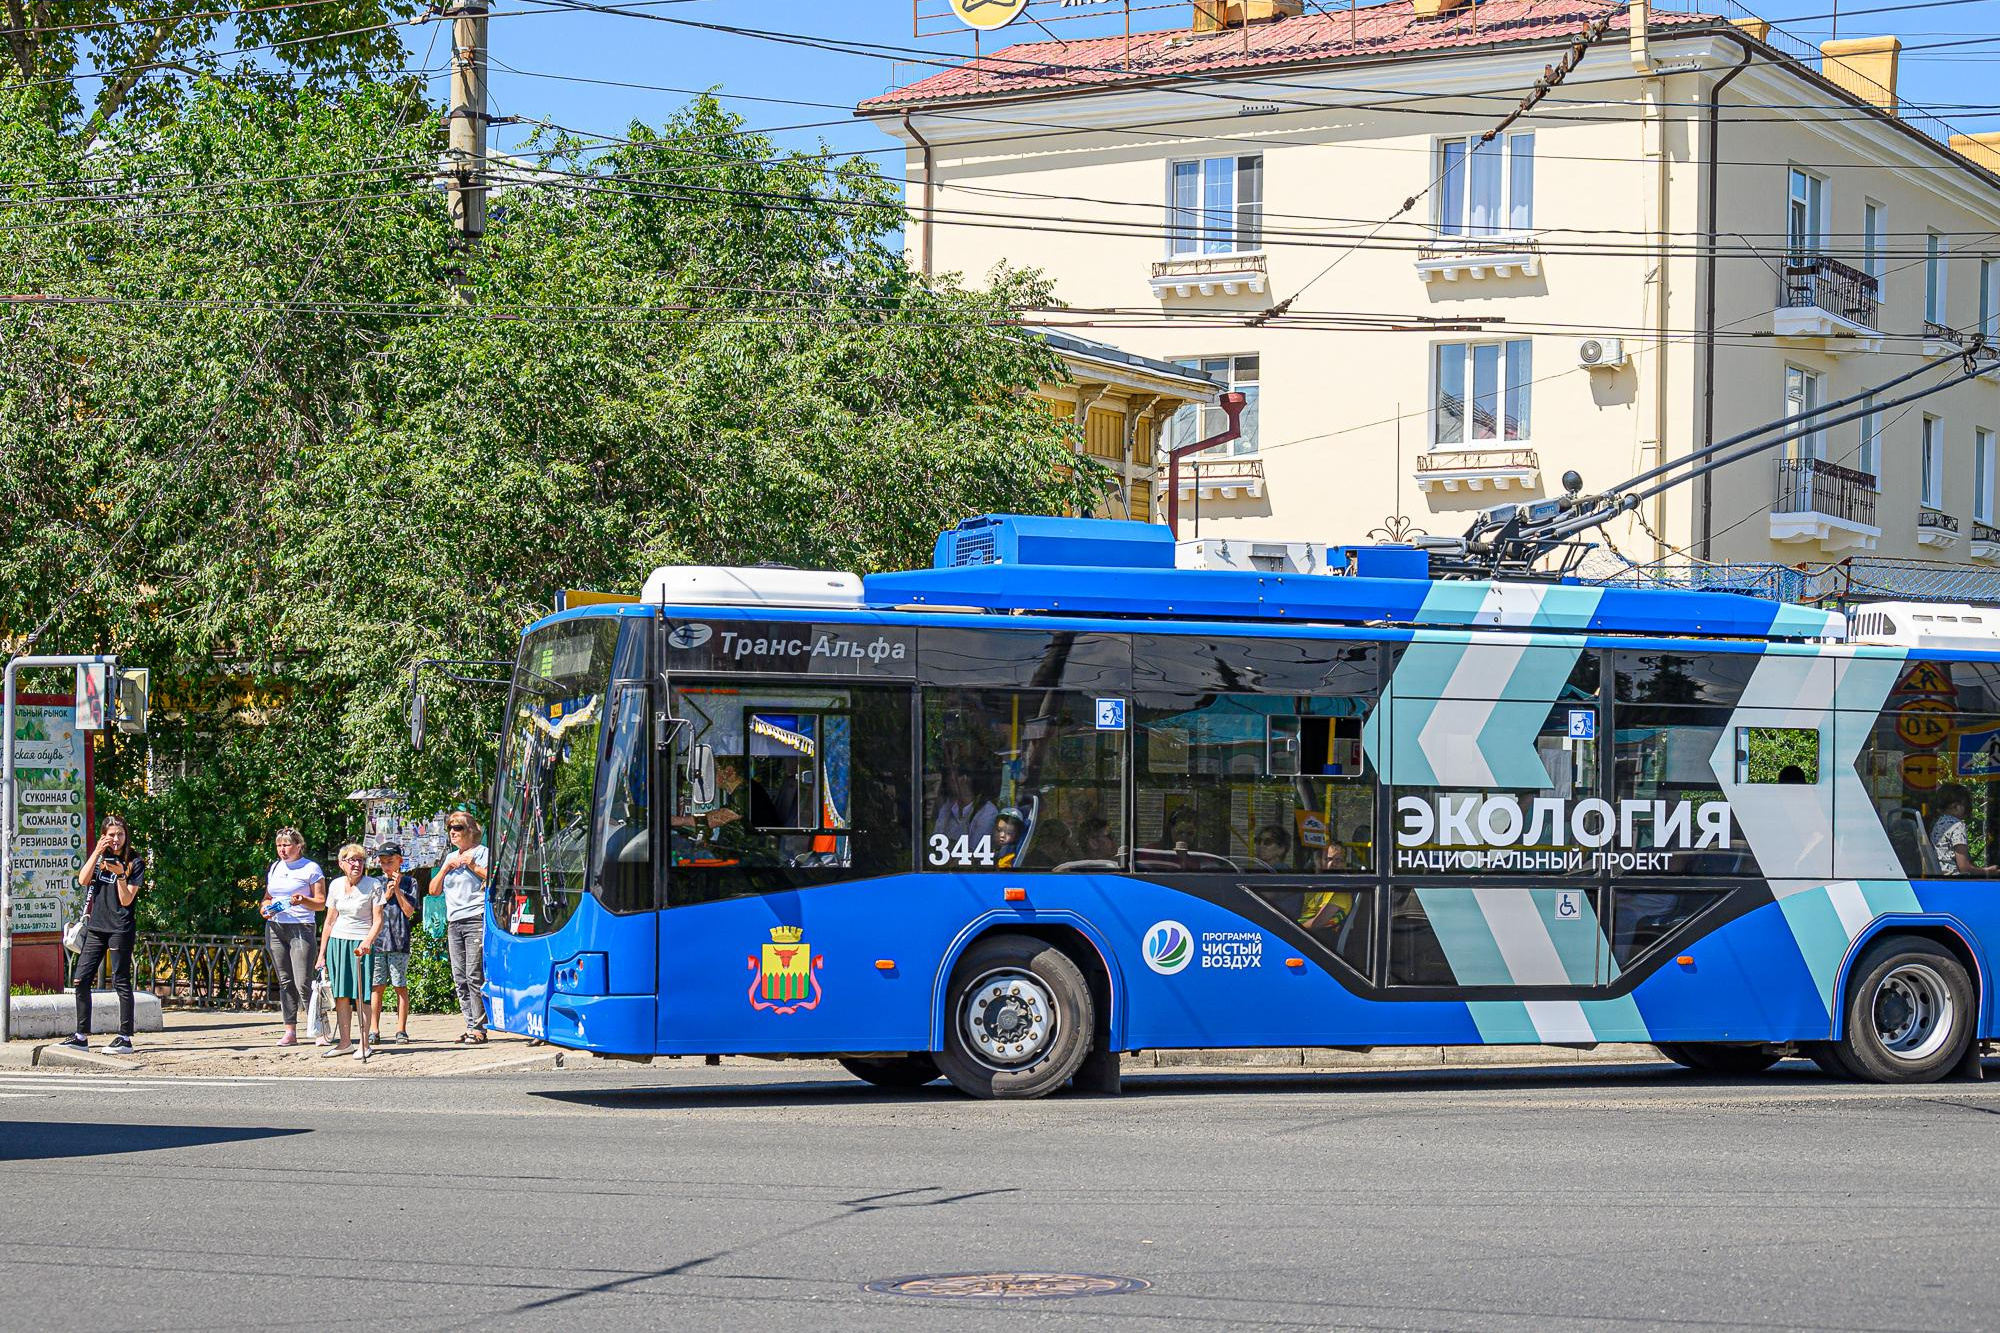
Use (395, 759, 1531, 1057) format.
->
(447, 0, 489, 242)
(2, 654, 116, 1043)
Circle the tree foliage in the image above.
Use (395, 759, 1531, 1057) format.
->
(1, 0, 423, 145)
(0, 80, 1099, 931)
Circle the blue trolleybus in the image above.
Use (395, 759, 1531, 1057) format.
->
(473, 514, 2000, 1098)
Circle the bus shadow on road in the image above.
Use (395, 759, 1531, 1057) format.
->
(525, 1057, 2000, 1110)
(0, 1121, 308, 1162)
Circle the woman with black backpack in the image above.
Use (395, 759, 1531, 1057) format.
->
(61, 815, 144, 1055)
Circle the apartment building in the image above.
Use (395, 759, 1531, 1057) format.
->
(860, 0, 2000, 571)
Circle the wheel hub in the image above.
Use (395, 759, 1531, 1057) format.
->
(961, 969, 1057, 1070)
(1872, 961, 1954, 1062)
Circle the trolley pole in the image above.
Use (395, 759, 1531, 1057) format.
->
(446, 0, 489, 243)
(1, 654, 116, 1043)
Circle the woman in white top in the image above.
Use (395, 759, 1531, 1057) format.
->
(316, 844, 382, 1061)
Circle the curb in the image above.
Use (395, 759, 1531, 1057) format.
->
(0, 1043, 45, 1069)
(33, 1044, 142, 1072)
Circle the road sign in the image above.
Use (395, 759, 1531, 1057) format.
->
(1896, 661, 1956, 696)
(75, 664, 107, 731)
(1895, 697, 1953, 750)
(1955, 721, 2000, 779)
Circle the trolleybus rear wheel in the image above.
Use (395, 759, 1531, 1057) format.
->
(838, 1054, 941, 1089)
(1653, 1042, 1782, 1075)
(1834, 937, 1973, 1084)
(935, 935, 1094, 1100)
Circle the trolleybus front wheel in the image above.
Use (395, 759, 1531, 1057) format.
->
(838, 1054, 941, 1090)
(1835, 936, 1974, 1084)
(935, 935, 1094, 1100)
(1653, 1043, 1782, 1075)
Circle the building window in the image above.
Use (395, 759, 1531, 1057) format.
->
(1862, 200, 1886, 287)
(1434, 340, 1532, 447)
(1787, 167, 1825, 254)
(1784, 366, 1826, 461)
(1169, 355, 1259, 456)
(1926, 231, 1945, 325)
(1168, 155, 1263, 256)
(1922, 415, 1943, 508)
(1978, 429, 1996, 524)
(1858, 394, 1880, 478)
(1436, 132, 1533, 237)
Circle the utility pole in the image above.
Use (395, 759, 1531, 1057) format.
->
(446, 0, 489, 243)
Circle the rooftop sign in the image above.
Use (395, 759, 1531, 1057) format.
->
(950, 0, 1027, 29)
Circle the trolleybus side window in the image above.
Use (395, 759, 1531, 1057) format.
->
(915, 627, 1130, 872)
(922, 688, 1125, 871)
(1612, 649, 1759, 707)
(492, 616, 623, 937)
(1130, 635, 1380, 875)
(667, 683, 913, 906)
(1610, 704, 1751, 876)
(1850, 691, 2000, 879)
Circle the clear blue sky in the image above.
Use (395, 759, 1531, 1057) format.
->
(448, 0, 2000, 170)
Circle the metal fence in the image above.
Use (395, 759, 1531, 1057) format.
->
(122, 934, 279, 1009)
(1598, 555, 2000, 608)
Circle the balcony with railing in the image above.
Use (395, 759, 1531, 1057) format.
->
(1923, 319, 1964, 358)
(1918, 506, 1961, 548)
(1774, 256, 1883, 353)
(1174, 457, 1265, 500)
(1415, 235, 1541, 284)
(1150, 251, 1269, 300)
(1414, 447, 1540, 494)
(1973, 518, 2000, 562)
(1769, 456, 1880, 551)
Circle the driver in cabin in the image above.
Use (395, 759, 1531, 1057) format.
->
(673, 756, 786, 861)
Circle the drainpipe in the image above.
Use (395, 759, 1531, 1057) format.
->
(1699, 39, 1755, 561)
(1631, 0, 1671, 561)
(1166, 392, 1247, 539)
(902, 112, 935, 280)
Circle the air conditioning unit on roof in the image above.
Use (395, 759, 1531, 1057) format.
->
(1847, 601, 2000, 649)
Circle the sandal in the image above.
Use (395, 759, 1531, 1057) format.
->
(454, 1032, 473, 1045)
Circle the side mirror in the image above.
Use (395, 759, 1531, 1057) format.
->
(410, 692, 427, 753)
(687, 743, 716, 808)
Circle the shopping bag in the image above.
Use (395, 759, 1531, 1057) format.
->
(305, 973, 335, 1041)
(422, 893, 446, 939)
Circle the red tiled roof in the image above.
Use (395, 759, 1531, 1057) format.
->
(859, 0, 1720, 111)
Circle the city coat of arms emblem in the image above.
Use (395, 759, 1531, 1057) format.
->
(748, 926, 824, 1014)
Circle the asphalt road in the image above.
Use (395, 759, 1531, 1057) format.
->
(2, 1059, 1998, 1331)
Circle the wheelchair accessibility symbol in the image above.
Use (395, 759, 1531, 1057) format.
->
(1554, 890, 1583, 921)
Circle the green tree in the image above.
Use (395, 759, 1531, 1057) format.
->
(0, 81, 1101, 932)
(1, 0, 422, 145)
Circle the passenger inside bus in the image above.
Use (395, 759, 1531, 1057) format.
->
(933, 767, 1000, 846)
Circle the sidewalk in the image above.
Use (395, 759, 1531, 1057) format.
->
(2, 1006, 1670, 1078)
(0, 1009, 587, 1077)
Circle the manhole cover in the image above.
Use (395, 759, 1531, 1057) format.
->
(864, 1272, 1150, 1301)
